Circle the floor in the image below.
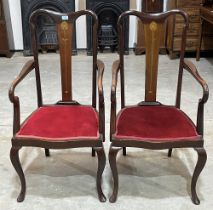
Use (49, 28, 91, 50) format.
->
(0, 52, 212, 210)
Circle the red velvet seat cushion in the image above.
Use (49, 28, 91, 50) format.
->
(16, 105, 99, 140)
(114, 106, 200, 141)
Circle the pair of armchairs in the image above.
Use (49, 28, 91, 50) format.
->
(9, 9, 208, 205)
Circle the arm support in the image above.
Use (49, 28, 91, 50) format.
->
(183, 60, 209, 103)
(97, 59, 104, 100)
(110, 60, 120, 138)
(8, 59, 35, 134)
(97, 59, 105, 139)
(183, 59, 209, 135)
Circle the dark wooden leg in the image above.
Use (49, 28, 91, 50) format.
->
(109, 145, 121, 203)
(191, 147, 207, 205)
(123, 147, 126, 156)
(10, 146, 26, 202)
(196, 19, 203, 61)
(45, 149, 50, 157)
(94, 146, 106, 202)
(168, 149, 173, 157)
(92, 148, 96, 157)
(102, 104, 105, 142)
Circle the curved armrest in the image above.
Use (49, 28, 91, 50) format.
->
(183, 59, 209, 104)
(110, 60, 120, 137)
(9, 59, 35, 103)
(97, 59, 105, 139)
(97, 59, 104, 99)
(111, 60, 120, 96)
(183, 59, 209, 135)
(8, 59, 35, 134)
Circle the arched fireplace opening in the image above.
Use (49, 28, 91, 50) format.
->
(21, 0, 76, 56)
(86, 0, 129, 55)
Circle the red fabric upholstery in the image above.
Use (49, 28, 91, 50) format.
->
(114, 106, 200, 141)
(16, 105, 99, 140)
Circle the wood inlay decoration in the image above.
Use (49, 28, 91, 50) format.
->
(57, 18, 72, 101)
(144, 21, 163, 101)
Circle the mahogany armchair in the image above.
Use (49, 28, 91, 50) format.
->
(109, 10, 208, 204)
(9, 9, 106, 202)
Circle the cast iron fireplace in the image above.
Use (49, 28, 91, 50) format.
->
(86, 0, 129, 55)
(21, 0, 76, 56)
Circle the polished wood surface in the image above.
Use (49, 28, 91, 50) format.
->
(144, 22, 163, 101)
(167, 0, 213, 58)
(57, 21, 73, 101)
(142, 0, 163, 13)
(0, 0, 11, 57)
(134, 0, 165, 55)
(196, 4, 213, 60)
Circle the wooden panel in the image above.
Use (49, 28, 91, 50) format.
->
(134, 0, 165, 55)
(175, 8, 200, 22)
(173, 37, 197, 51)
(0, 0, 10, 57)
(166, 0, 213, 57)
(201, 6, 213, 23)
(173, 36, 213, 51)
(174, 22, 200, 36)
(57, 20, 72, 101)
(203, 21, 213, 35)
(144, 21, 163, 101)
(177, 0, 201, 7)
(201, 36, 213, 50)
(142, 0, 163, 13)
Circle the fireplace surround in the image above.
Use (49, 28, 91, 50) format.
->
(86, 0, 129, 55)
(21, 0, 76, 56)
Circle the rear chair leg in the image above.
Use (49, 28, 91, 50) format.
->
(191, 147, 207, 205)
(10, 146, 26, 202)
(123, 147, 126, 156)
(109, 145, 121, 203)
(94, 146, 106, 202)
(168, 149, 173, 157)
(92, 148, 96, 157)
(45, 149, 50, 157)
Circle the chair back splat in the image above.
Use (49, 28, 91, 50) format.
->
(30, 9, 98, 105)
(117, 10, 189, 104)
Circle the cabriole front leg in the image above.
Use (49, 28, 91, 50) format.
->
(94, 146, 106, 202)
(10, 146, 26, 202)
(191, 147, 207, 205)
(109, 145, 121, 203)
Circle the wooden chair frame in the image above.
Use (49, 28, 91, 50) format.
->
(109, 10, 209, 204)
(9, 9, 106, 202)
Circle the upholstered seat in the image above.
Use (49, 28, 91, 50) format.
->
(114, 105, 200, 141)
(17, 106, 99, 140)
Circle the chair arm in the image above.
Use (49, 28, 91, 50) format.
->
(111, 60, 120, 96)
(9, 59, 35, 103)
(8, 59, 35, 134)
(183, 59, 209, 104)
(97, 59, 105, 139)
(110, 60, 120, 137)
(97, 59, 104, 101)
(183, 59, 209, 135)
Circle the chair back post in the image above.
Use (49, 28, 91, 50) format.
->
(91, 11, 98, 108)
(30, 12, 43, 107)
(175, 10, 189, 108)
(117, 15, 125, 108)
